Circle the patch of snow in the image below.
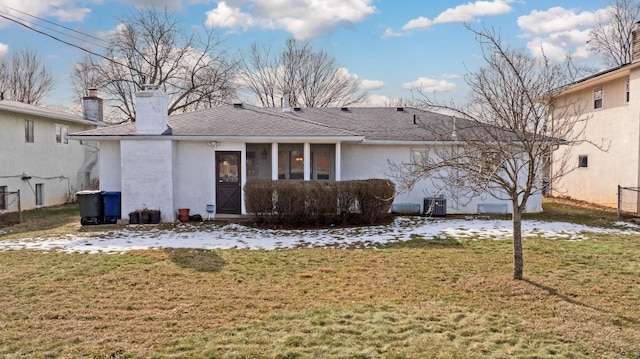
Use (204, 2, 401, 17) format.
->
(0, 217, 636, 254)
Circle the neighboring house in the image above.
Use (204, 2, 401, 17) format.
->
(0, 93, 106, 212)
(69, 85, 542, 222)
(550, 28, 640, 209)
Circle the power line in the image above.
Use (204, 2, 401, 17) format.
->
(0, 9, 108, 50)
(0, 9, 141, 76)
(0, 4, 109, 46)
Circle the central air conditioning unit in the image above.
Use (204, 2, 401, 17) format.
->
(423, 197, 447, 217)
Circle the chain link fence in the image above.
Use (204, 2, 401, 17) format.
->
(0, 190, 22, 226)
(618, 186, 640, 218)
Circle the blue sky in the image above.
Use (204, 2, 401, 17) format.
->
(0, 0, 615, 109)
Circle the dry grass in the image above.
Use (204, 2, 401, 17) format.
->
(0, 199, 639, 358)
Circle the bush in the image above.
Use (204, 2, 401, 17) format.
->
(244, 179, 395, 227)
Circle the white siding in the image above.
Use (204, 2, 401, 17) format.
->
(0, 109, 98, 210)
(341, 143, 541, 214)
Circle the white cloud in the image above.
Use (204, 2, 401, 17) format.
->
(0, 43, 8, 57)
(205, 2, 256, 31)
(360, 79, 384, 90)
(402, 16, 432, 31)
(517, 6, 606, 61)
(402, 0, 514, 31)
(517, 7, 605, 36)
(381, 27, 407, 38)
(0, 1, 91, 28)
(363, 94, 391, 106)
(119, 0, 184, 11)
(403, 77, 456, 93)
(205, 0, 377, 39)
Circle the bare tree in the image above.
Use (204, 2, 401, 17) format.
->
(589, 0, 640, 67)
(0, 59, 8, 100)
(390, 26, 602, 280)
(0, 47, 53, 105)
(237, 38, 364, 107)
(72, 8, 236, 122)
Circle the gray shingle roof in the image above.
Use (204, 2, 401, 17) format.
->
(71, 104, 470, 142)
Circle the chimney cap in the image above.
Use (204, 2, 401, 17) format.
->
(143, 83, 161, 91)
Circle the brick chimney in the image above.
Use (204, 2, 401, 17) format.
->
(633, 21, 640, 63)
(82, 88, 103, 122)
(135, 84, 171, 135)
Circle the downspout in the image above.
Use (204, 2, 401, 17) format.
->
(77, 141, 99, 190)
(77, 88, 103, 190)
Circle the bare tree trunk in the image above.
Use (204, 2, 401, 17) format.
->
(512, 203, 524, 280)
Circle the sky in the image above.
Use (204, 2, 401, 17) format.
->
(1, 216, 637, 253)
(0, 0, 617, 110)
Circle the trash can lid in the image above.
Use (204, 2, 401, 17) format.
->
(76, 190, 102, 195)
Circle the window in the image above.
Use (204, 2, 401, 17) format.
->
(311, 145, 335, 180)
(35, 184, 44, 206)
(0, 186, 6, 210)
(278, 144, 304, 180)
(55, 124, 68, 145)
(593, 87, 603, 109)
(25, 120, 34, 143)
(578, 155, 588, 168)
(411, 148, 429, 166)
(626, 78, 630, 103)
(246, 144, 272, 181)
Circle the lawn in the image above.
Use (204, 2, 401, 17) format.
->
(0, 199, 639, 358)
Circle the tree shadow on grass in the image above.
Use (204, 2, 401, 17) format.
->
(523, 279, 640, 326)
(163, 248, 226, 272)
(377, 234, 464, 249)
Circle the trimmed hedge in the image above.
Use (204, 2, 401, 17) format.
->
(244, 179, 395, 227)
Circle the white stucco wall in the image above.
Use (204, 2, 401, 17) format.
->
(173, 141, 218, 217)
(98, 141, 121, 191)
(0, 110, 98, 211)
(553, 73, 640, 208)
(340, 143, 542, 214)
(120, 140, 175, 222)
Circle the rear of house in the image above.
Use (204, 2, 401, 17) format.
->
(71, 87, 542, 222)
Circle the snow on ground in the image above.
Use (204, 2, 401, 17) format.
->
(1, 217, 638, 254)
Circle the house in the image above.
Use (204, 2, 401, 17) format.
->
(550, 26, 640, 210)
(0, 92, 106, 213)
(69, 85, 542, 222)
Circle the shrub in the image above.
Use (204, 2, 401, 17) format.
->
(244, 179, 395, 227)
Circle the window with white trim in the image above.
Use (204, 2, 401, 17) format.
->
(55, 124, 69, 145)
(593, 87, 603, 109)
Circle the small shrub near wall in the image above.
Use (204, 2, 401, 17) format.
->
(244, 179, 395, 227)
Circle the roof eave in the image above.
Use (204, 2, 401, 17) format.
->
(0, 103, 108, 127)
(558, 61, 640, 96)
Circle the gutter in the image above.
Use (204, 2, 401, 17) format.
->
(68, 135, 366, 143)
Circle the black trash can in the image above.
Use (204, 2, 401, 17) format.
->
(76, 190, 103, 225)
(102, 191, 121, 224)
